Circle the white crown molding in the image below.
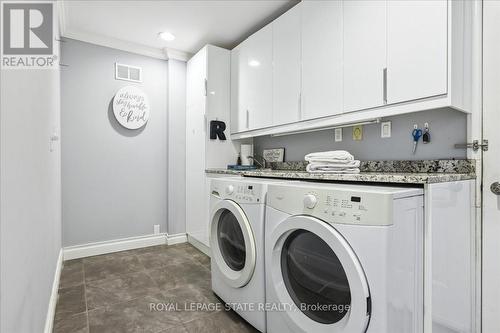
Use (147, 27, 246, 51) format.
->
(61, 29, 191, 62)
(57, 1, 191, 63)
(57, 0, 66, 37)
(62, 29, 168, 60)
(44, 249, 63, 333)
(163, 47, 192, 62)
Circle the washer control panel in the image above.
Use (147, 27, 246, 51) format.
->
(303, 194, 318, 209)
(267, 184, 417, 226)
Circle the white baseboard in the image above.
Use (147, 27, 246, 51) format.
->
(63, 233, 188, 260)
(187, 234, 211, 257)
(166, 233, 188, 245)
(63, 234, 167, 260)
(44, 249, 63, 333)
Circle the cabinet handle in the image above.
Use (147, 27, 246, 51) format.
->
(204, 78, 207, 97)
(298, 92, 302, 120)
(246, 109, 250, 129)
(383, 68, 387, 104)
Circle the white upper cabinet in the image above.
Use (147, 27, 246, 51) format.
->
(230, 44, 247, 133)
(343, 0, 387, 112)
(387, 0, 448, 104)
(230, 0, 474, 139)
(301, 0, 343, 121)
(246, 24, 273, 130)
(273, 4, 301, 126)
(230, 25, 273, 132)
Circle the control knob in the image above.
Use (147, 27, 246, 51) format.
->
(226, 185, 234, 195)
(303, 194, 318, 209)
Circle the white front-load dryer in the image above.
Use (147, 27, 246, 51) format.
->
(265, 182, 424, 333)
(209, 177, 285, 332)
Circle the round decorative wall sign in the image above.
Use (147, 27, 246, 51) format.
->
(112, 86, 150, 129)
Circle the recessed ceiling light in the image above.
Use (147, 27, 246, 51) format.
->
(158, 31, 175, 42)
(248, 60, 260, 67)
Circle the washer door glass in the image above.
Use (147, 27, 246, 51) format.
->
(281, 229, 351, 324)
(217, 209, 246, 271)
(210, 199, 256, 288)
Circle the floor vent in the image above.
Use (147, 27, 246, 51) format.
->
(115, 63, 142, 83)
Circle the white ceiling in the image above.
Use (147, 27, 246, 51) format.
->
(61, 0, 299, 59)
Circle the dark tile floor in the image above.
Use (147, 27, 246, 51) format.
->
(53, 243, 259, 333)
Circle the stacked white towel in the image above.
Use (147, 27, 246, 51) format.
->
(305, 150, 361, 174)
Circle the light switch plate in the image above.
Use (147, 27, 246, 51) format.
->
(381, 121, 391, 138)
(154, 224, 160, 234)
(352, 126, 363, 141)
(334, 128, 343, 142)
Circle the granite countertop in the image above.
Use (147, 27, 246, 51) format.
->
(205, 160, 476, 185)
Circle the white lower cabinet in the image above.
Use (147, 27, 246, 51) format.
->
(301, 0, 343, 121)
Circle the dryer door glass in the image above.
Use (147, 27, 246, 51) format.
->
(217, 209, 246, 271)
(281, 229, 351, 324)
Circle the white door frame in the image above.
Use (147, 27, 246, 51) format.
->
(481, 1, 500, 332)
(469, 1, 483, 332)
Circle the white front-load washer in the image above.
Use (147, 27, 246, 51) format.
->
(209, 177, 285, 332)
(265, 181, 424, 333)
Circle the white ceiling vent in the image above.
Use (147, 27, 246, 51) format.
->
(115, 63, 142, 83)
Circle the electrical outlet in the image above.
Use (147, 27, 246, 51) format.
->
(334, 128, 343, 142)
(381, 121, 391, 138)
(352, 126, 363, 141)
(154, 224, 160, 234)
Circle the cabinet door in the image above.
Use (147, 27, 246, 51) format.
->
(230, 44, 248, 133)
(246, 24, 273, 130)
(273, 4, 301, 126)
(387, 0, 448, 104)
(301, 0, 343, 120)
(186, 49, 207, 240)
(206, 46, 236, 169)
(343, 0, 386, 112)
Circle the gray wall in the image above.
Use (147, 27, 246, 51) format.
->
(167, 60, 187, 235)
(1, 68, 61, 330)
(254, 108, 468, 161)
(61, 39, 168, 247)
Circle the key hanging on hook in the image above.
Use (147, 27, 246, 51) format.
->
(423, 122, 430, 144)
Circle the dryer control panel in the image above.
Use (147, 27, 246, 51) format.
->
(267, 183, 422, 226)
(211, 179, 266, 204)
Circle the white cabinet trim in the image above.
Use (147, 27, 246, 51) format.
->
(231, 94, 454, 139)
